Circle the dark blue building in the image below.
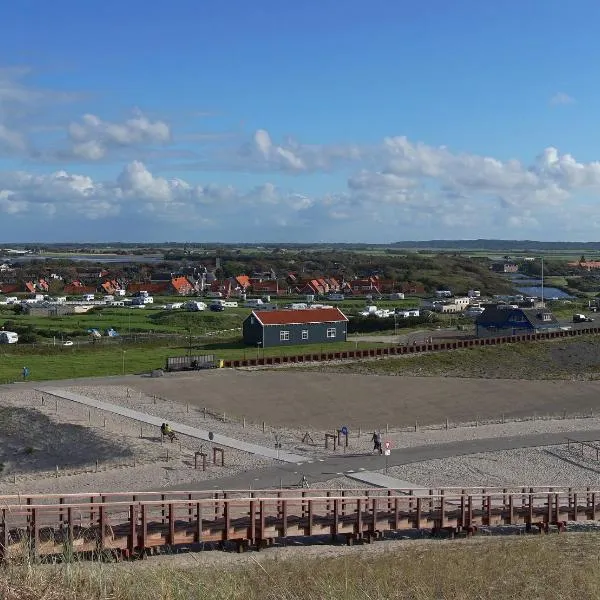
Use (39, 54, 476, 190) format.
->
(243, 308, 348, 348)
(475, 305, 561, 338)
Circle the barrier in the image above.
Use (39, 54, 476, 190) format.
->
(0, 486, 597, 561)
(211, 328, 600, 372)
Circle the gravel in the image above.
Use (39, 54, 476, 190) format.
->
(384, 445, 600, 488)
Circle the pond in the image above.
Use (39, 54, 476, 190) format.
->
(515, 285, 573, 299)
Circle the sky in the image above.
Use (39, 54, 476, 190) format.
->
(2, 0, 600, 243)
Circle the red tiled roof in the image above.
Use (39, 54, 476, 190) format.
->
(252, 308, 348, 326)
(235, 275, 251, 289)
(171, 276, 193, 292)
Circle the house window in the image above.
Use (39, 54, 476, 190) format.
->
(327, 327, 336, 338)
(280, 330, 290, 341)
(302, 330, 309, 340)
(542, 313, 551, 322)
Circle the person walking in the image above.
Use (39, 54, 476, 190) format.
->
(372, 431, 382, 454)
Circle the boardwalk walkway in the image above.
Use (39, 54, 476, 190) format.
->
(35, 387, 308, 464)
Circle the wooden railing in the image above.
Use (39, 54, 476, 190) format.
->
(1, 486, 598, 560)
(223, 327, 600, 368)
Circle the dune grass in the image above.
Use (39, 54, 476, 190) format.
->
(319, 335, 600, 380)
(3, 534, 600, 599)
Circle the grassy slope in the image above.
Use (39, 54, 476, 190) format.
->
(317, 335, 600, 380)
(0, 339, 382, 382)
(3, 534, 600, 599)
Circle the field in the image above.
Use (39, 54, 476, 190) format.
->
(316, 335, 600, 380)
(3, 534, 600, 599)
(130, 364, 600, 429)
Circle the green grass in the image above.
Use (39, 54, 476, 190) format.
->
(317, 335, 600, 380)
(3, 534, 600, 599)
(0, 306, 247, 338)
(0, 338, 383, 383)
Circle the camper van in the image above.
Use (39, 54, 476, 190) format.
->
(244, 299, 264, 308)
(0, 331, 19, 344)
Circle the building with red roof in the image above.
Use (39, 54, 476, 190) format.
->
(242, 307, 348, 348)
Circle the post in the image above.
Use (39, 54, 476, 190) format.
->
(243, 417, 246, 428)
(140, 426, 143, 439)
(186, 404, 189, 413)
(414, 421, 418, 432)
(262, 421, 266, 433)
(385, 452, 389, 474)
(203, 407, 206, 419)
(445, 417, 449, 430)
(55, 399, 58, 413)
(88, 410, 91, 423)
(103, 418, 106, 428)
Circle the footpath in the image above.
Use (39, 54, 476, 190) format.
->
(35, 387, 307, 464)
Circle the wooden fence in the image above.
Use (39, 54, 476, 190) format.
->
(223, 326, 600, 368)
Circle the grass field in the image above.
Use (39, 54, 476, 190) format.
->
(3, 534, 600, 599)
(318, 335, 600, 380)
(0, 338, 383, 383)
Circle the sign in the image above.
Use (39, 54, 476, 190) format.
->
(384, 449, 391, 456)
(384, 441, 391, 450)
(340, 426, 348, 436)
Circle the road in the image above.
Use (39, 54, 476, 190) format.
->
(161, 429, 600, 491)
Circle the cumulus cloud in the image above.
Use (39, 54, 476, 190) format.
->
(68, 111, 171, 160)
(550, 92, 575, 106)
(231, 128, 362, 173)
(0, 161, 314, 230)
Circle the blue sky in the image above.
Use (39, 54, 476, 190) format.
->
(1, 0, 600, 242)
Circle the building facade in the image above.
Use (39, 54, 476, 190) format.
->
(475, 306, 560, 337)
(243, 308, 348, 348)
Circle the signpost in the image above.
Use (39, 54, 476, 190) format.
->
(274, 434, 282, 460)
(384, 441, 391, 474)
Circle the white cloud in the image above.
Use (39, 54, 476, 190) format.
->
(68, 111, 171, 160)
(230, 128, 363, 173)
(550, 92, 575, 106)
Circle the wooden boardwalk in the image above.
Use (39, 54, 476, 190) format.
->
(1, 486, 598, 560)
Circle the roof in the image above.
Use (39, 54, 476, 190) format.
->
(251, 307, 348, 326)
(171, 276, 193, 291)
(476, 306, 560, 329)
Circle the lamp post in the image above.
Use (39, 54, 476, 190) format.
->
(122, 350, 126, 375)
(256, 341, 262, 360)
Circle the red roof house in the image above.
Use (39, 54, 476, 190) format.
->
(243, 307, 348, 348)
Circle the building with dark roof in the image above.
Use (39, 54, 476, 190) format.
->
(475, 305, 561, 338)
(243, 308, 348, 348)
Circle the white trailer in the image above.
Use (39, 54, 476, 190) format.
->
(0, 331, 19, 344)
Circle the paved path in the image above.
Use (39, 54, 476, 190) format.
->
(35, 387, 308, 464)
(160, 428, 600, 491)
(345, 471, 428, 493)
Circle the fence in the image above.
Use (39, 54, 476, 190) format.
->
(222, 326, 600, 368)
(166, 354, 217, 372)
(1, 486, 598, 561)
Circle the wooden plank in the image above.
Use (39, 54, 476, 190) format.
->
(168, 504, 175, 546)
(357, 498, 363, 534)
(1, 509, 7, 561)
(372, 498, 377, 532)
(332, 499, 339, 536)
(140, 505, 148, 550)
(129, 505, 137, 554)
(249, 500, 256, 541)
(259, 501, 265, 541)
(99, 506, 106, 550)
(308, 499, 314, 537)
(282, 500, 288, 538)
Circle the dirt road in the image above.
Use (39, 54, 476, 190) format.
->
(128, 370, 600, 430)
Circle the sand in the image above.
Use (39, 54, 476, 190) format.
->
(125, 369, 600, 429)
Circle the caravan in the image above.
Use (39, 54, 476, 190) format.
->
(0, 331, 18, 344)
